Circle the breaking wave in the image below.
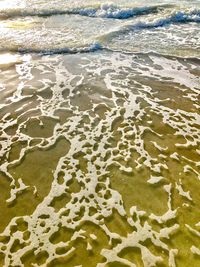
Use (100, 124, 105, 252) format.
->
(60, 4, 161, 19)
(98, 9, 200, 43)
(133, 9, 200, 28)
(0, 3, 171, 19)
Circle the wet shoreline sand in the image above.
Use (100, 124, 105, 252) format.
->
(0, 50, 199, 266)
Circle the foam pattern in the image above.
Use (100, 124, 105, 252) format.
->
(0, 51, 199, 266)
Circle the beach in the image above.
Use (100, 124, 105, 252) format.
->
(0, 1, 200, 266)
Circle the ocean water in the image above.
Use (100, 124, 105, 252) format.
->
(0, 1, 200, 266)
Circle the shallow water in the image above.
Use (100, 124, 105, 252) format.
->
(0, 1, 200, 267)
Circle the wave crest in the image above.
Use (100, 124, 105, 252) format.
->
(134, 9, 200, 28)
(99, 9, 200, 41)
(69, 3, 160, 19)
(7, 42, 103, 55)
(0, 3, 167, 19)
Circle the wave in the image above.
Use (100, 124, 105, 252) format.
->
(132, 9, 200, 28)
(0, 4, 171, 19)
(0, 42, 103, 55)
(66, 4, 162, 19)
(98, 9, 200, 42)
(0, 7, 199, 57)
